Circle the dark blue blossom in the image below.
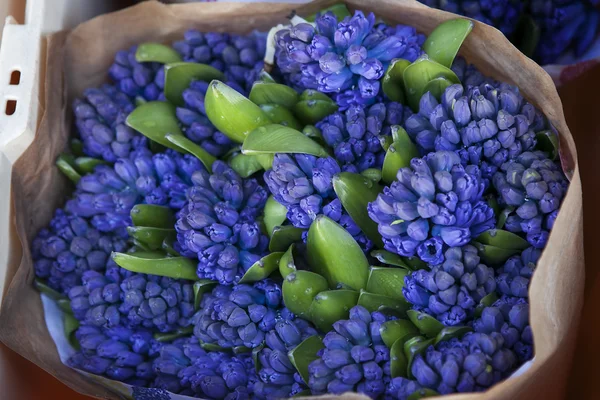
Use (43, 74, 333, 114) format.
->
(411, 332, 517, 394)
(264, 153, 373, 251)
(496, 246, 541, 298)
(451, 57, 495, 88)
(68, 268, 195, 333)
(109, 46, 166, 102)
(492, 151, 568, 248)
(176, 80, 235, 157)
(531, 0, 600, 64)
(32, 209, 127, 295)
(405, 82, 542, 179)
(403, 245, 496, 326)
(368, 151, 495, 265)
(254, 318, 318, 399)
(132, 387, 171, 400)
(173, 30, 267, 93)
(316, 101, 408, 172)
(307, 306, 395, 399)
(192, 280, 287, 349)
(68, 324, 163, 387)
(386, 377, 423, 400)
(174, 161, 268, 284)
(275, 11, 425, 106)
(473, 296, 533, 363)
(66, 149, 203, 238)
(419, 0, 524, 37)
(73, 84, 147, 163)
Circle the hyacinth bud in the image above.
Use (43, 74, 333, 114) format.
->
(193, 280, 285, 349)
(275, 10, 425, 108)
(316, 101, 407, 172)
(175, 161, 268, 284)
(173, 30, 267, 93)
(368, 151, 495, 265)
(403, 245, 496, 326)
(473, 296, 533, 363)
(493, 151, 568, 248)
(496, 246, 540, 298)
(308, 306, 395, 399)
(411, 332, 517, 394)
(108, 46, 165, 102)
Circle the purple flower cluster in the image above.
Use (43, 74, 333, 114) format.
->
(307, 306, 395, 399)
(192, 280, 286, 349)
(174, 161, 268, 284)
(254, 318, 318, 399)
(316, 101, 408, 172)
(66, 149, 202, 238)
(496, 247, 541, 298)
(411, 332, 517, 394)
(68, 268, 195, 333)
(32, 209, 127, 295)
(264, 154, 373, 251)
(405, 83, 542, 179)
(403, 245, 497, 326)
(368, 151, 495, 265)
(173, 30, 267, 93)
(73, 84, 147, 162)
(493, 151, 568, 248)
(275, 11, 424, 106)
(109, 46, 166, 102)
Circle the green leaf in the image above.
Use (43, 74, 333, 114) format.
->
(422, 18, 474, 68)
(474, 291, 499, 318)
(536, 130, 559, 160)
(165, 132, 217, 172)
(127, 227, 175, 251)
(299, 89, 332, 102)
(307, 289, 359, 332)
(250, 82, 300, 108)
(380, 319, 419, 348)
(434, 326, 472, 345)
(252, 343, 265, 374)
(333, 172, 384, 248)
(366, 267, 409, 301)
(194, 280, 218, 310)
(135, 43, 183, 64)
(497, 207, 515, 230)
(133, 239, 152, 252)
(283, 271, 329, 316)
(476, 229, 530, 250)
(200, 342, 229, 352)
(404, 336, 435, 379)
(57, 299, 74, 315)
(70, 138, 84, 157)
(164, 62, 225, 106)
(269, 225, 304, 252)
(126, 101, 184, 152)
(407, 389, 441, 400)
(64, 313, 80, 350)
(264, 196, 288, 237)
(390, 336, 409, 378)
(205, 80, 272, 143)
(56, 154, 81, 184)
(112, 252, 198, 280)
(361, 168, 382, 183)
(472, 242, 521, 266)
(256, 154, 274, 170)
(404, 256, 428, 271)
(382, 59, 411, 103)
(130, 205, 175, 229)
(371, 250, 410, 269)
(74, 157, 105, 174)
(229, 154, 264, 178)
(423, 77, 453, 101)
(513, 15, 541, 59)
(154, 327, 194, 342)
(305, 3, 351, 22)
(162, 233, 180, 257)
(239, 252, 284, 283)
(407, 310, 444, 338)
(307, 216, 369, 291)
(259, 104, 302, 130)
(258, 70, 276, 83)
(382, 126, 420, 184)
(279, 244, 298, 279)
(403, 56, 461, 112)
(293, 99, 339, 125)
(288, 336, 324, 384)
(34, 279, 68, 302)
(302, 125, 327, 148)
(242, 124, 330, 157)
(358, 291, 410, 314)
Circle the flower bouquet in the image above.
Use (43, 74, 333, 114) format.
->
(0, 1, 584, 400)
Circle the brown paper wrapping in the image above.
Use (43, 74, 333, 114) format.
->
(0, 1, 584, 399)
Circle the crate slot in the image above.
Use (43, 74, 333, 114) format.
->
(9, 70, 21, 85)
(5, 99, 17, 116)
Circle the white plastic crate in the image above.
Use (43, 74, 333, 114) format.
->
(0, 0, 126, 305)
